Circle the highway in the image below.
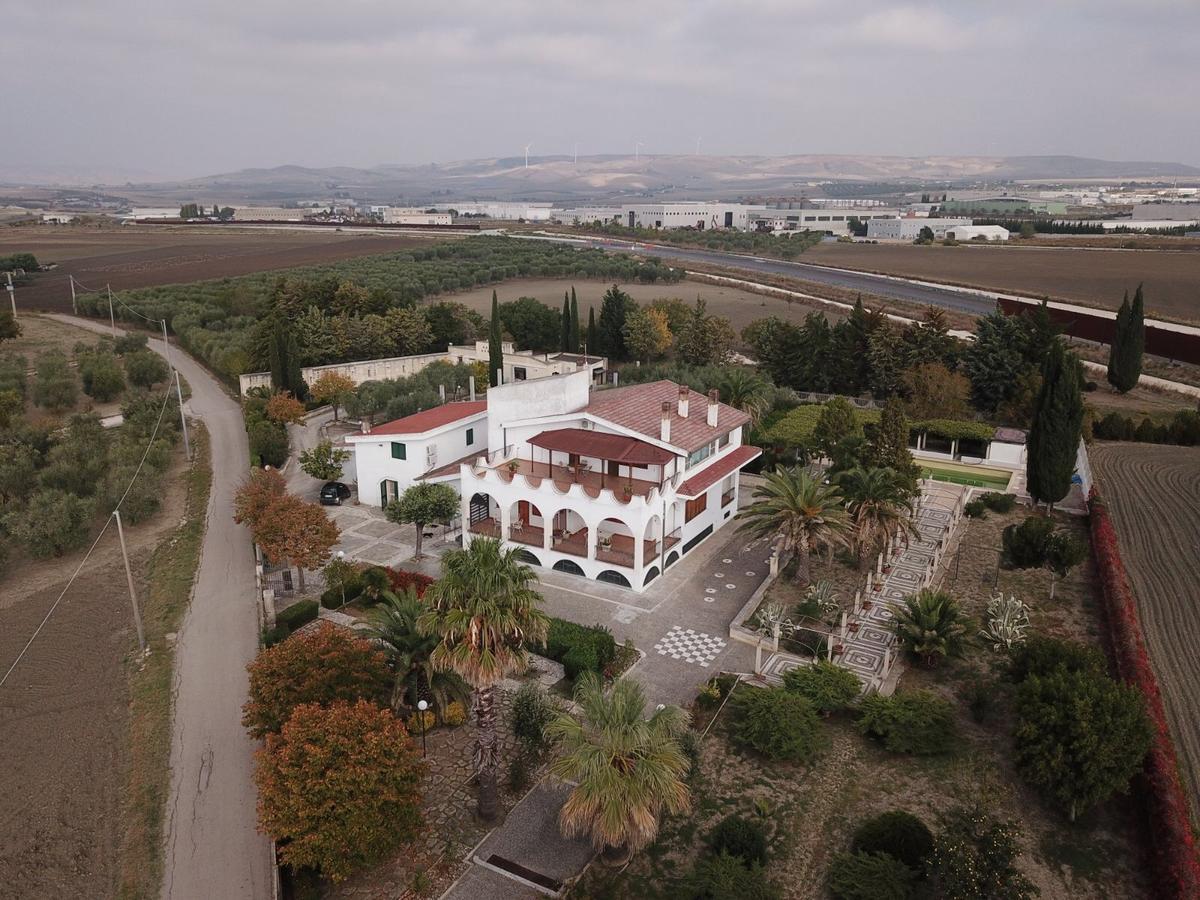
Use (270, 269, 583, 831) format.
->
(522, 233, 1001, 316)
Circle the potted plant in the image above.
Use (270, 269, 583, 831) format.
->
(505, 459, 520, 475)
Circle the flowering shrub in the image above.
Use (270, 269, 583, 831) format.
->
(1089, 489, 1200, 898)
(385, 567, 434, 597)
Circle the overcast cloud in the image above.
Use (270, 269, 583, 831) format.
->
(3, 0, 1198, 180)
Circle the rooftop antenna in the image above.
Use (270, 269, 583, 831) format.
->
(635, 141, 643, 163)
(524, 143, 533, 169)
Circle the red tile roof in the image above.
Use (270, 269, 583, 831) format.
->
(529, 428, 675, 465)
(676, 445, 761, 498)
(585, 381, 752, 453)
(366, 401, 487, 436)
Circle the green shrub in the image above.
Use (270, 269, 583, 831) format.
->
(539, 618, 616, 678)
(113, 333, 149, 355)
(679, 728, 702, 780)
(0, 354, 28, 397)
(1002, 515, 1054, 567)
(124, 349, 170, 388)
(33, 350, 78, 411)
(248, 419, 288, 468)
(856, 691, 957, 755)
(1045, 531, 1087, 575)
(707, 815, 768, 866)
(79, 350, 125, 401)
(964, 499, 987, 518)
(928, 806, 1037, 900)
(731, 687, 825, 763)
(961, 677, 996, 724)
(1007, 634, 1104, 684)
(262, 624, 291, 647)
(276, 599, 319, 632)
(851, 811, 934, 870)
(782, 661, 861, 715)
(979, 492, 1016, 513)
(358, 566, 392, 603)
(685, 851, 781, 900)
(563, 642, 600, 680)
(511, 682, 555, 752)
(830, 851, 916, 900)
(3, 488, 94, 557)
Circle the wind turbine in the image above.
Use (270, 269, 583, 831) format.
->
(635, 141, 643, 163)
(695, 136, 702, 156)
(573, 142, 579, 166)
(524, 143, 533, 169)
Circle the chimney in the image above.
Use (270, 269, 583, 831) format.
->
(360, 419, 371, 435)
(468, 375, 476, 401)
(707, 389, 719, 427)
(660, 401, 671, 442)
(677, 384, 689, 418)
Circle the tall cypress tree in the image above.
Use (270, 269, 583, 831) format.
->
(1106, 285, 1145, 393)
(488, 289, 503, 386)
(561, 292, 571, 352)
(1027, 341, 1084, 507)
(569, 288, 580, 353)
(586, 307, 597, 356)
(869, 398, 918, 490)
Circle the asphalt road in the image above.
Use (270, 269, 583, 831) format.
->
(524, 234, 998, 316)
(50, 316, 271, 900)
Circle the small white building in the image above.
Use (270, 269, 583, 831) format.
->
(346, 401, 488, 507)
(381, 207, 453, 226)
(867, 217, 973, 241)
(232, 207, 311, 222)
(944, 224, 1010, 242)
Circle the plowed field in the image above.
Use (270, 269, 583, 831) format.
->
(1090, 442, 1200, 817)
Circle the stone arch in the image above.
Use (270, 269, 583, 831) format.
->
(643, 566, 661, 587)
(507, 499, 546, 548)
(467, 492, 500, 538)
(597, 570, 631, 588)
(664, 550, 680, 570)
(513, 548, 541, 567)
(553, 559, 585, 577)
(546, 505, 590, 559)
(595, 516, 636, 568)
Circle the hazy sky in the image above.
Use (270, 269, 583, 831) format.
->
(4, 0, 1198, 180)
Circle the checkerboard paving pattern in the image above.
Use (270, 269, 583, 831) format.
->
(653, 626, 727, 668)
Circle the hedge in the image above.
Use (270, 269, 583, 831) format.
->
(1089, 489, 1200, 898)
(276, 599, 319, 632)
(535, 618, 616, 679)
(386, 568, 434, 597)
(763, 404, 994, 449)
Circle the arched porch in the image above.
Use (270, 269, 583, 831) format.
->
(466, 492, 500, 538)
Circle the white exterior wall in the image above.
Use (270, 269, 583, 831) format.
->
(232, 207, 310, 221)
(484, 370, 593, 455)
(349, 415, 486, 507)
(749, 208, 903, 236)
(987, 441, 1025, 467)
(946, 225, 1010, 241)
(867, 217, 972, 240)
(382, 208, 453, 225)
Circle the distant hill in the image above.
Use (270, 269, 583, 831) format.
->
(20, 154, 1200, 205)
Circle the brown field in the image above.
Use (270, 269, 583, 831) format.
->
(443, 276, 841, 334)
(803, 242, 1200, 323)
(1090, 442, 1200, 820)
(0, 223, 452, 314)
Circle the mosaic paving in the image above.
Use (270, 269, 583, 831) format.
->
(653, 626, 728, 668)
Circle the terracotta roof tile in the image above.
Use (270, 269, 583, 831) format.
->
(362, 401, 486, 437)
(585, 381, 751, 453)
(676, 445, 762, 498)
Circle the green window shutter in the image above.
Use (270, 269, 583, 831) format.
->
(391, 442, 406, 460)
(466, 428, 474, 446)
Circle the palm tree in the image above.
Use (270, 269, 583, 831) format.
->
(548, 673, 691, 863)
(364, 587, 470, 716)
(417, 537, 550, 820)
(717, 369, 771, 424)
(836, 466, 916, 569)
(738, 466, 850, 588)
(893, 589, 966, 666)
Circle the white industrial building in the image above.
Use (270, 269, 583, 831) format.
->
(555, 202, 907, 236)
(450, 202, 554, 221)
(380, 207, 453, 226)
(867, 217, 972, 241)
(348, 371, 760, 592)
(232, 207, 311, 222)
(944, 224, 1010, 242)
(748, 208, 904, 236)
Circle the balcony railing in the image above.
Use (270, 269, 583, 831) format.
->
(595, 544, 635, 567)
(507, 523, 545, 547)
(468, 518, 501, 538)
(721, 489, 736, 507)
(551, 529, 589, 558)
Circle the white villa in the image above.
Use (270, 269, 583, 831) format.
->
(347, 369, 761, 592)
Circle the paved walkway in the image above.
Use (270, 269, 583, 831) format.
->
(761, 482, 967, 694)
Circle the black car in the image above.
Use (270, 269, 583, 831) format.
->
(319, 481, 351, 505)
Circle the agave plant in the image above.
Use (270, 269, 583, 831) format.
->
(893, 589, 966, 666)
(980, 592, 1031, 652)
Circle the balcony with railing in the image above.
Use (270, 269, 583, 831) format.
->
(551, 527, 590, 558)
(469, 517, 502, 538)
(506, 521, 545, 548)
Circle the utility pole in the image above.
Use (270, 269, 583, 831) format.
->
(69, 275, 77, 315)
(160, 319, 173, 372)
(5, 272, 14, 318)
(106, 284, 116, 336)
(174, 368, 191, 460)
(114, 510, 147, 653)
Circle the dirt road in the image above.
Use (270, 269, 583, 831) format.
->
(51, 316, 272, 899)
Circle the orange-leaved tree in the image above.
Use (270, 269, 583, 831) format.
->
(309, 371, 356, 422)
(252, 493, 340, 591)
(242, 625, 391, 738)
(254, 699, 425, 882)
(233, 467, 287, 530)
(265, 390, 306, 425)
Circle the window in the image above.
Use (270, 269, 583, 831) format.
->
(391, 442, 406, 460)
(718, 431, 730, 449)
(686, 444, 712, 468)
(685, 494, 707, 522)
(513, 366, 527, 381)
(466, 427, 474, 446)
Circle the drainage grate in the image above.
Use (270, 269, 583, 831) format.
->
(485, 854, 563, 892)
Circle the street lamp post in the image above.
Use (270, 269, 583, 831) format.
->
(417, 699, 429, 758)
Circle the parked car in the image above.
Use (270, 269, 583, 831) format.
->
(319, 481, 351, 505)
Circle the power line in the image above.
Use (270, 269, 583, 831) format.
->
(0, 380, 176, 689)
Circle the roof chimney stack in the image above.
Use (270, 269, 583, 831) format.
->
(707, 389, 719, 427)
(469, 375, 476, 401)
(360, 418, 372, 435)
(660, 401, 671, 442)
(677, 384, 689, 418)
